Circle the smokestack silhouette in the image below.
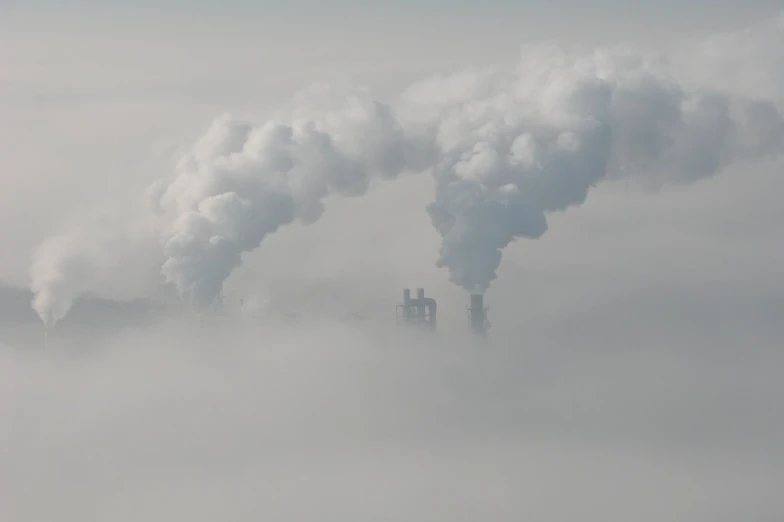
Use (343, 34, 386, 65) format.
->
(468, 294, 489, 336)
(397, 288, 437, 330)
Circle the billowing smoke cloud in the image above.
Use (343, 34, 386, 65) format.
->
(29, 232, 104, 328)
(29, 209, 161, 329)
(152, 18, 783, 301)
(148, 86, 433, 307)
(398, 44, 784, 292)
(29, 13, 784, 321)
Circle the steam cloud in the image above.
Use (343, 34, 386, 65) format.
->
(156, 42, 782, 302)
(28, 207, 159, 329)
(30, 233, 102, 329)
(28, 13, 784, 319)
(148, 87, 432, 307)
(399, 45, 784, 292)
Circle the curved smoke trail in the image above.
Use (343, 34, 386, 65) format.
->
(399, 44, 784, 292)
(29, 14, 784, 323)
(30, 232, 103, 329)
(148, 87, 434, 307)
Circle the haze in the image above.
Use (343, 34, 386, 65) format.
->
(2, 2, 784, 521)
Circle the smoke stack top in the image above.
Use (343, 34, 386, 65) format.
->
(468, 293, 489, 335)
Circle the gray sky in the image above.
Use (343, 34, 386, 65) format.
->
(1, 4, 784, 521)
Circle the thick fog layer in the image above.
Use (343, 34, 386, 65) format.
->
(2, 312, 783, 521)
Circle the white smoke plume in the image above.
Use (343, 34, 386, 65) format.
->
(149, 86, 433, 307)
(29, 13, 783, 320)
(29, 232, 105, 329)
(152, 19, 783, 301)
(29, 209, 161, 329)
(398, 44, 784, 292)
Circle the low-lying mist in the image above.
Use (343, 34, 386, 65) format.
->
(2, 310, 782, 521)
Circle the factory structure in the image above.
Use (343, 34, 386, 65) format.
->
(397, 288, 489, 335)
(396, 288, 437, 330)
(217, 287, 490, 335)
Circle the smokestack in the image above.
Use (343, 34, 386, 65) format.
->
(416, 288, 425, 321)
(468, 293, 489, 336)
(402, 288, 411, 320)
(422, 297, 437, 329)
(397, 287, 436, 330)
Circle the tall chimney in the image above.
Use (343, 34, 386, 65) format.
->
(416, 288, 425, 320)
(397, 287, 437, 331)
(469, 293, 488, 335)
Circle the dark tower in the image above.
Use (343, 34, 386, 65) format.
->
(397, 288, 437, 330)
(467, 293, 489, 335)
